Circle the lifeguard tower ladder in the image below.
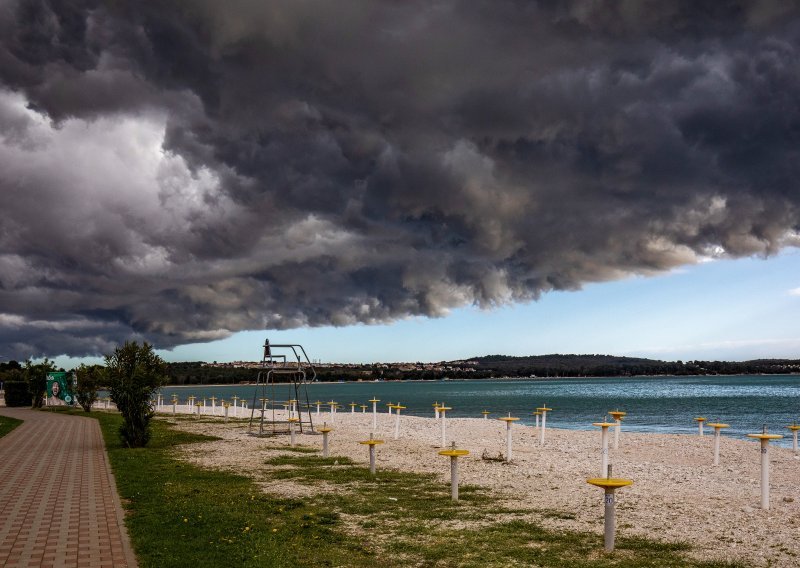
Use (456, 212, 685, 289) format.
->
(248, 339, 317, 436)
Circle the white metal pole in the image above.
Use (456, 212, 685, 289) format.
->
(441, 410, 447, 448)
(450, 456, 459, 501)
(600, 426, 609, 476)
(760, 438, 770, 510)
(372, 401, 377, 431)
(394, 410, 400, 440)
(540, 410, 547, 446)
(506, 421, 513, 461)
(604, 488, 616, 552)
(613, 419, 621, 450)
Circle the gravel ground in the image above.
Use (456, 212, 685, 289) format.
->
(167, 409, 800, 567)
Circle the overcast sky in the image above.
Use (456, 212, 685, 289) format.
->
(2, 1, 800, 364)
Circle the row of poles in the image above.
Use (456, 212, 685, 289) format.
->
(155, 394, 794, 551)
(155, 395, 799, 470)
(153, 394, 250, 420)
(299, 411, 633, 551)
(693, 416, 795, 511)
(280, 402, 795, 553)
(306, 398, 557, 448)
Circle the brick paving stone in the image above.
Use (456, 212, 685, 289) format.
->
(0, 409, 137, 567)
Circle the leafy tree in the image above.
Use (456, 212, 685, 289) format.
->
(0, 360, 22, 372)
(2, 368, 29, 406)
(24, 359, 56, 408)
(105, 342, 166, 448)
(0, 368, 24, 382)
(75, 364, 103, 412)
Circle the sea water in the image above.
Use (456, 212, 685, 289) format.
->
(155, 374, 800, 447)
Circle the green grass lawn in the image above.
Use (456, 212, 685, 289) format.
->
(0, 415, 23, 438)
(79, 410, 745, 568)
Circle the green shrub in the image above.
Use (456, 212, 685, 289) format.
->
(3, 381, 31, 407)
(75, 364, 103, 412)
(24, 359, 56, 408)
(106, 341, 167, 447)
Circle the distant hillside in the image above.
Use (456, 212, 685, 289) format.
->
(472, 354, 661, 369)
(465, 354, 800, 377)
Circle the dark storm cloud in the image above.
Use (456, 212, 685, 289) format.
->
(1, 0, 800, 359)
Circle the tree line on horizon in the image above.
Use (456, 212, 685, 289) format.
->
(4, 354, 799, 388)
(4, 354, 799, 390)
(150, 354, 800, 385)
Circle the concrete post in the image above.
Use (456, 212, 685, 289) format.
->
(440, 408, 449, 448)
(746, 428, 783, 510)
(506, 421, 513, 461)
(450, 455, 459, 500)
(603, 488, 616, 552)
(761, 438, 770, 509)
(371, 398, 379, 431)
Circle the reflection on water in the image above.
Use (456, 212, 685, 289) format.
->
(154, 375, 800, 447)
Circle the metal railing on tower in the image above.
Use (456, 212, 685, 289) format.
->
(248, 339, 317, 436)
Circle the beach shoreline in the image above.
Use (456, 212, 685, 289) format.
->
(158, 372, 800, 388)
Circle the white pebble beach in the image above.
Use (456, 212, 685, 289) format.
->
(169, 410, 800, 567)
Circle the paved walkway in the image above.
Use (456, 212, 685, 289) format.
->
(0, 408, 137, 568)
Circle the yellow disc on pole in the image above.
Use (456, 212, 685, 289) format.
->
(439, 448, 469, 457)
(587, 478, 633, 489)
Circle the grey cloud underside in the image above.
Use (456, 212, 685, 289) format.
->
(1, 0, 800, 358)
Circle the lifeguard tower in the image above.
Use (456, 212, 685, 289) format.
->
(248, 339, 317, 436)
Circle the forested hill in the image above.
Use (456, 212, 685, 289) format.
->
(467, 354, 800, 377)
(471, 354, 666, 373)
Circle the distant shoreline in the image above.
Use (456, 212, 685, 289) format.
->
(159, 372, 800, 388)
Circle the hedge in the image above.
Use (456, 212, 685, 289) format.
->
(3, 381, 31, 407)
